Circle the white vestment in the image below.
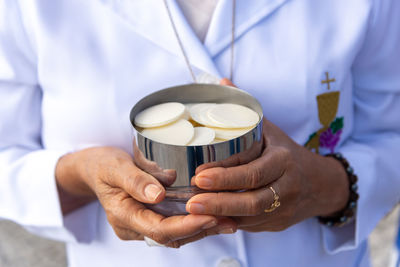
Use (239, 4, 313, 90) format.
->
(1, 0, 400, 266)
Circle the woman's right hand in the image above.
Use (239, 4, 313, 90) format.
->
(55, 147, 237, 248)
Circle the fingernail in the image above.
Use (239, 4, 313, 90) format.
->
(144, 184, 162, 201)
(196, 177, 213, 188)
(202, 220, 217, 230)
(188, 203, 205, 214)
(218, 227, 235, 234)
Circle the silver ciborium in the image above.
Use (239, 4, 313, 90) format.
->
(130, 84, 264, 216)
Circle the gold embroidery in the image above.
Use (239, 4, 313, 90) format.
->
(321, 72, 336, 90)
(317, 91, 340, 127)
(305, 72, 341, 153)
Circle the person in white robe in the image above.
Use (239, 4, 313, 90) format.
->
(0, 0, 399, 266)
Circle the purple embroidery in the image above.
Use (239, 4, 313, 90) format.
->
(304, 117, 344, 154)
(319, 128, 343, 153)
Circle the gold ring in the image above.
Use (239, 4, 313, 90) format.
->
(264, 186, 281, 213)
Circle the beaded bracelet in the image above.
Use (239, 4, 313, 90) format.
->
(318, 152, 359, 227)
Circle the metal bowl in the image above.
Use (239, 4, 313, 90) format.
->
(130, 83, 264, 216)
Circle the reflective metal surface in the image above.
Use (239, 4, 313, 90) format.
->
(130, 84, 264, 215)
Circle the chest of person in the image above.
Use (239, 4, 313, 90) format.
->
(30, 0, 371, 150)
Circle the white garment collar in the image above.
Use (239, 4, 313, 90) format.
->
(101, 0, 291, 75)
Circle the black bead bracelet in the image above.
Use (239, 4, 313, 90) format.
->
(318, 152, 359, 227)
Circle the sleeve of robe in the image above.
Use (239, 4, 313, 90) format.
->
(320, 0, 400, 254)
(0, 0, 97, 244)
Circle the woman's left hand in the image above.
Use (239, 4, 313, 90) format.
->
(186, 81, 350, 231)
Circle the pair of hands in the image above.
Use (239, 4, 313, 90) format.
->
(56, 80, 349, 248)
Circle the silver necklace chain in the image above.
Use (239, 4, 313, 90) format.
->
(163, 0, 236, 83)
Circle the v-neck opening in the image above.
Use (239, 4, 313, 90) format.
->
(175, 0, 219, 43)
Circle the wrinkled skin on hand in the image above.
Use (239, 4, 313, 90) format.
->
(186, 79, 349, 232)
(56, 147, 237, 248)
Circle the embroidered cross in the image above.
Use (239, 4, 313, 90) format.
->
(321, 72, 336, 90)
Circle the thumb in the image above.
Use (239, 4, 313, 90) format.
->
(111, 161, 166, 204)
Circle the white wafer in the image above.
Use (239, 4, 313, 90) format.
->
(207, 103, 259, 128)
(189, 103, 216, 126)
(141, 119, 194, 145)
(182, 103, 197, 120)
(184, 103, 196, 110)
(188, 127, 216, 146)
(134, 102, 185, 128)
(212, 127, 254, 140)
